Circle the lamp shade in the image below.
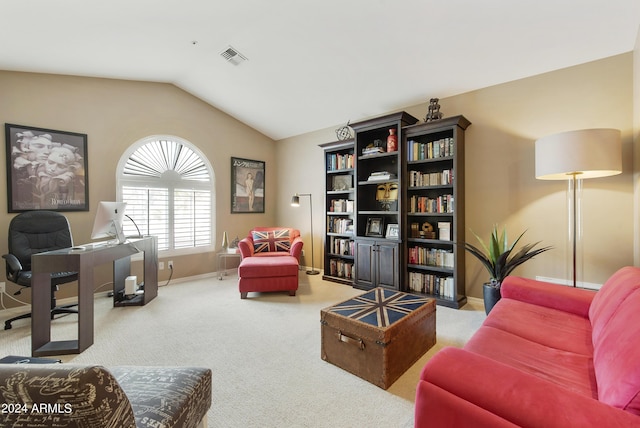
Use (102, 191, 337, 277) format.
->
(535, 129, 622, 180)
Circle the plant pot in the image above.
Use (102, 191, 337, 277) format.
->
(483, 282, 501, 315)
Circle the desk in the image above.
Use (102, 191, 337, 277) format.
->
(31, 236, 158, 357)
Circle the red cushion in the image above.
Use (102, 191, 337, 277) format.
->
(252, 229, 291, 253)
(239, 256, 298, 278)
(589, 267, 640, 415)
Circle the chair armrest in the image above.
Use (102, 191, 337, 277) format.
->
(419, 347, 640, 427)
(501, 276, 595, 317)
(290, 237, 303, 261)
(2, 254, 23, 283)
(238, 237, 254, 259)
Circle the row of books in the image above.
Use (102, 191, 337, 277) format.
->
(327, 217, 353, 234)
(328, 237, 354, 256)
(329, 199, 354, 213)
(408, 272, 455, 299)
(407, 137, 455, 161)
(408, 169, 453, 187)
(327, 152, 354, 171)
(408, 195, 454, 214)
(408, 246, 454, 268)
(328, 258, 354, 279)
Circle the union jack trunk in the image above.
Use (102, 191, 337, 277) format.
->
(320, 288, 436, 389)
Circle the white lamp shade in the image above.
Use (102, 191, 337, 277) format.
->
(535, 129, 622, 180)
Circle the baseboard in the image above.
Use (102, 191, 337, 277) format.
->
(0, 272, 221, 318)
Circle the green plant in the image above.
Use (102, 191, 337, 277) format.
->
(465, 225, 552, 288)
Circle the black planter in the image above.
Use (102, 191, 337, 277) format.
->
(483, 283, 501, 315)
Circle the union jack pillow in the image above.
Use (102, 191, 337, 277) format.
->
(252, 229, 291, 253)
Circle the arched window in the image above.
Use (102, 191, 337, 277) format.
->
(117, 135, 215, 254)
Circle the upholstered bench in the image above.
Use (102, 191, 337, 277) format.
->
(0, 364, 212, 428)
(238, 255, 299, 299)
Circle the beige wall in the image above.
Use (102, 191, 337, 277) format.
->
(277, 53, 635, 298)
(1, 49, 637, 305)
(634, 27, 640, 265)
(0, 71, 277, 305)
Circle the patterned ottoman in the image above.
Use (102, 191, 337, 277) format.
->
(321, 288, 436, 389)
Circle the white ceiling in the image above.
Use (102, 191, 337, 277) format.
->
(1, 0, 639, 141)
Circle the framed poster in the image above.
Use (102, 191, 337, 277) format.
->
(231, 157, 265, 213)
(5, 123, 89, 212)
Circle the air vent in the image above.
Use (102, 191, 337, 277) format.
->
(220, 46, 248, 66)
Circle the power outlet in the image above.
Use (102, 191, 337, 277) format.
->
(159, 261, 165, 270)
(0, 282, 5, 294)
(168, 260, 174, 270)
(301, 250, 305, 257)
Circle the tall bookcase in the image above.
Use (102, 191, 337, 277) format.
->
(321, 139, 355, 285)
(350, 112, 419, 291)
(403, 115, 470, 308)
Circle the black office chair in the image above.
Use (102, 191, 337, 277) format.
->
(2, 210, 79, 330)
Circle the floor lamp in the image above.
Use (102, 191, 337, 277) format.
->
(535, 129, 622, 287)
(291, 193, 320, 275)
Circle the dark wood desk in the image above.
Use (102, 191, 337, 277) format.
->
(31, 236, 158, 357)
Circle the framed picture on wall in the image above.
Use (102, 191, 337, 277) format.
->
(5, 123, 89, 212)
(231, 157, 265, 213)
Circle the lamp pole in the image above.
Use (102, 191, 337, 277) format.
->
(291, 193, 319, 275)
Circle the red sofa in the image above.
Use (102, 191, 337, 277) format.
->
(415, 266, 640, 427)
(237, 227, 303, 298)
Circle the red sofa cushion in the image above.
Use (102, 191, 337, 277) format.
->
(251, 229, 291, 253)
(465, 326, 597, 398)
(483, 298, 593, 356)
(589, 266, 640, 415)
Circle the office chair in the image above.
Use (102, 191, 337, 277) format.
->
(2, 210, 79, 330)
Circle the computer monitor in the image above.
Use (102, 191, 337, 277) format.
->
(91, 201, 127, 245)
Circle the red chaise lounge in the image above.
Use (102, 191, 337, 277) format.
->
(237, 227, 303, 299)
(415, 266, 640, 427)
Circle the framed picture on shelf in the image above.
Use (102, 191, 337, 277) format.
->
(332, 175, 352, 191)
(385, 223, 399, 239)
(231, 157, 265, 213)
(5, 123, 89, 212)
(365, 217, 384, 237)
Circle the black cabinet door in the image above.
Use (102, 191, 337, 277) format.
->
(377, 241, 399, 289)
(355, 240, 375, 289)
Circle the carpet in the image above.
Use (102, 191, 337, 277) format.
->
(0, 272, 485, 427)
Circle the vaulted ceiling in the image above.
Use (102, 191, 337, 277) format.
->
(1, 0, 639, 140)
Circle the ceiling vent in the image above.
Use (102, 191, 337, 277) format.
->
(220, 46, 248, 66)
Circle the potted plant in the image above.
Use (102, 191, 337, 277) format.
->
(465, 225, 552, 314)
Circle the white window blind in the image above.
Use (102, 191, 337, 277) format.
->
(118, 137, 214, 253)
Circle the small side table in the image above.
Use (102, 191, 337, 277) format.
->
(217, 251, 242, 280)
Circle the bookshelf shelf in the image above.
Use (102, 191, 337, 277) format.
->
(403, 115, 470, 308)
(320, 139, 355, 285)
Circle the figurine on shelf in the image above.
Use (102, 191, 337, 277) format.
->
(387, 128, 398, 152)
(424, 98, 443, 122)
(335, 121, 353, 141)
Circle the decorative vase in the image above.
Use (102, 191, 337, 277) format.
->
(483, 282, 501, 315)
(387, 128, 397, 152)
(221, 231, 229, 250)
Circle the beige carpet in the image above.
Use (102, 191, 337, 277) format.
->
(0, 272, 485, 428)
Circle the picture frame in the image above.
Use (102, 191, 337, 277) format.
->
(385, 223, 399, 239)
(365, 217, 384, 237)
(231, 157, 265, 213)
(5, 123, 89, 212)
